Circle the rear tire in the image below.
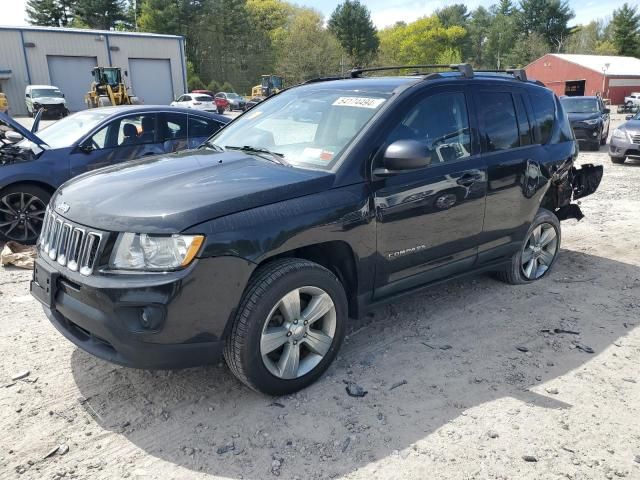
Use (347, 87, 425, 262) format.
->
(217, 107, 225, 115)
(224, 258, 347, 395)
(495, 208, 560, 285)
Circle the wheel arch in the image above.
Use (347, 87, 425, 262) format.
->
(256, 240, 359, 319)
(0, 180, 56, 198)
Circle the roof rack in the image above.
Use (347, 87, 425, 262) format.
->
(350, 63, 474, 79)
(474, 68, 528, 81)
(302, 64, 535, 86)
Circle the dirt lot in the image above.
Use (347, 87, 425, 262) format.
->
(1, 115, 639, 480)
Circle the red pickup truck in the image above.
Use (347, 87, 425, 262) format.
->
(192, 90, 228, 114)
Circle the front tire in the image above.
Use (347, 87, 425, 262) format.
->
(0, 184, 50, 244)
(224, 258, 347, 395)
(610, 156, 626, 164)
(496, 208, 560, 285)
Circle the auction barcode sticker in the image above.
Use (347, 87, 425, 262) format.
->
(332, 97, 385, 109)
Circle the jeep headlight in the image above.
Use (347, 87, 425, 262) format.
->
(582, 118, 599, 125)
(109, 233, 204, 271)
(612, 128, 626, 140)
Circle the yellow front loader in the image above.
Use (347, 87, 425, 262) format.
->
(85, 67, 141, 108)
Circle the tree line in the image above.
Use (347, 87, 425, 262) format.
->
(27, 0, 640, 94)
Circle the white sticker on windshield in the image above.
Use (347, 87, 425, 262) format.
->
(332, 97, 385, 109)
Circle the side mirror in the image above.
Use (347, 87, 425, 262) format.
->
(626, 114, 634, 120)
(603, 108, 610, 114)
(62, 93, 65, 98)
(78, 142, 94, 154)
(5, 131, 24, 143)
(374, 140, 432, 176)
(25, 93, 30, 98)
(124, 70, 128, 77)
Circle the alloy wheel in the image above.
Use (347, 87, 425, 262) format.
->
(260, 286, 337, 380)
(0, 192, 46, 243)
(521, 222, 558, 280)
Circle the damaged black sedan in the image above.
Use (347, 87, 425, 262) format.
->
(32, 65, 602, 395)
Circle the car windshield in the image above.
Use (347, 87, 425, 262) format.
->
(32, 89, 63, 98)
(195, 95, 212, 101)
(561, 97, 599, 114)
(22, 110, 110, 149)
(209, 87, 390, 170)
(227, 93, 241, 99)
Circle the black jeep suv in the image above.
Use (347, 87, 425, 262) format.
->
(31, 65, 602, 395)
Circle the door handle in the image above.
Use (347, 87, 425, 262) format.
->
(456, 174, 476, 187)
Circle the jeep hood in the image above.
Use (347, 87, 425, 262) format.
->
(52, 149, 336, 233)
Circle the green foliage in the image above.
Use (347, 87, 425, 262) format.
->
(207, 80, 222, 94)
(378, 15, 466, 65)
(565, 20, 616, 55)
(516, 0, 575, 50)
(436, 47, 462, 65)
(276, 8, 343, 83)
(436, 4, 469, 28)
(505, 32, 550, 67)
(612, 3, 640, 56)
(73, 0, 129, 30)
(328, 0, 379, 67)
(187, 75, 205, 91)
(26, 0, 74, 26)
(220, 81, 235, 93)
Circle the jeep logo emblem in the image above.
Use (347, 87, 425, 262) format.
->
(56, 202, 70, 214)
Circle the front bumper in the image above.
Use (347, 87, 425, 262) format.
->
(31, 254, 255, 369)
(571, 122, 601, 143)
(610, 135, 640, 158)
(36, 104, 67, 116)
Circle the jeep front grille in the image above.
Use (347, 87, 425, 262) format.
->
(39, 209, 105, 276)
(631, 133, 640, 145)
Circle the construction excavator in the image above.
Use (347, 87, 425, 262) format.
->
(85, 67, 141, 108)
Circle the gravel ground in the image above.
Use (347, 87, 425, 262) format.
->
(1, 115, 639, 480)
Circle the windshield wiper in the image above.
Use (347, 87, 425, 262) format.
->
(225, 145, 288, 165)
(200, 139, 224, 152)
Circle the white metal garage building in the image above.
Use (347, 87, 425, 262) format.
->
(0, 26, 187, 115)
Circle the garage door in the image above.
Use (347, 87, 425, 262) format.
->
(129, 59, 174, 106)
(47, 56, 97, 112)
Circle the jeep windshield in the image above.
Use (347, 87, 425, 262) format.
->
(209, 87, 390, 170)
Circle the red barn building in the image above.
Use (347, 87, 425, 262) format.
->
(525, 54, 640, 104)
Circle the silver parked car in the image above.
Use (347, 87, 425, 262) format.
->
(610, 112, 640, 164)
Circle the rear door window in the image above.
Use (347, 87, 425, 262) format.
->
(529, 91, 555, 144)
(476, 92, 519, 152)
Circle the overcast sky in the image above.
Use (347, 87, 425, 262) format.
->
(2, 0, 629, 29)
